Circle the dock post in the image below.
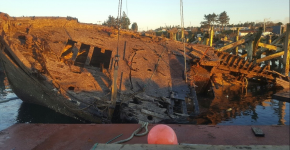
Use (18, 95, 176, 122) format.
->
(247, 41, 253, 61)
(283, 23, 290, 76)
(173, 33, 176, 41)
(205, 38, 209, 46)
(268, 35, 272, 44)
(209, 26, 213, 47)
(235, 28, 240, 55)
(253, 27, 263, 59)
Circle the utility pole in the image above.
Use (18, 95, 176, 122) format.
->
(264, 19, 266, 33)
(264, 18, 270, 33)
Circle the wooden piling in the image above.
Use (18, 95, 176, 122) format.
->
(235, 28, 240, 55)
(253, 27, 263, 58)
(283, 23, 290, 76)
(173, 33, 177, 41)
(247, 41, 253, 61)
(206, 38, 209, 46)
(209, 27, 213, 47)
(268, 35, 272, 44)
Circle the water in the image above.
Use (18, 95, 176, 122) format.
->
(218, 99, 289, 125)
(0, 71, 83, 131)
(0, 70, 289, 131)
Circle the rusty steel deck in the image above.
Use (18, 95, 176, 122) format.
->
(0, 124, 289, 150)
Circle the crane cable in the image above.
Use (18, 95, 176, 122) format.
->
(180, 0, 187, 83)
(110, 0, 123, 109)
(116, 0, 122, 63)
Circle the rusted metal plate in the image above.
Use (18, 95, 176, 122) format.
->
(0, 124, 289, 150)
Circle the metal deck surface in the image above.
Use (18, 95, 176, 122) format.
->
(0, 124, 289, 150)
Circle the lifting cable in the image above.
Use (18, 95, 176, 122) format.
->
(110, 0, 123, 104)
(180, 0, 187, 83)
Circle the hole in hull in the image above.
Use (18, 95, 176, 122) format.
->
(147, 115, 153, 120)
(89, 47, 112, 69)
(74, 43, 90, 67)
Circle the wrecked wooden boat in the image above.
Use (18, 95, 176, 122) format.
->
(0, 13, 204, 123)
(1, 12, 289, 124)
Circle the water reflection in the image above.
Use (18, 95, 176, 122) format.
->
(197, 83, 289, 125)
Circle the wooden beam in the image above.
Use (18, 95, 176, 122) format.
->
(283, 23, 290, 76)
(256, 51, 284, 63)
(272, 32, 286, 44)
(258, 42, 278, 50)
(255, 33, 286, 57)
(217, 39, 246, 51)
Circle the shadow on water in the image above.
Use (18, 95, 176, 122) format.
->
(16, 102, 84, 124)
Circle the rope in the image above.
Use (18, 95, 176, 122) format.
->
(106, 134, 123, 144)
(107, 122, 149, 144)
(90, 143, 98, 150)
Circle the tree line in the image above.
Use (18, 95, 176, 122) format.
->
(200, 11, 283, 30)
(102, 11, 138, 32)
(200, 11, 230, 30)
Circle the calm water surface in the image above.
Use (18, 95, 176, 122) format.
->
(0, 69, 289, 131)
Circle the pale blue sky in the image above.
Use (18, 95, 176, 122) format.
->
(0, 0, 289, 31)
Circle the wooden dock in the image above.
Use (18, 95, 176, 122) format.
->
(273, 91, 290, 102)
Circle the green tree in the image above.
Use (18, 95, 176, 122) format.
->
(217, 11, 230, 31)
(276, 22, 283, 26)
(131, 22, 138, 32)
(200, 13, 218, 29)
(120, 11, 130, 29)
(103, 15, 117, 27)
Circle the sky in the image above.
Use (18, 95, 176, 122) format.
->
(0, 0, 289, 31)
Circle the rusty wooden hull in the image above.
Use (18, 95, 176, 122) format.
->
(0, 37, 104, 123)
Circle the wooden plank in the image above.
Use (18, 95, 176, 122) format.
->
(217, 39, 246, 51)
(256, 51, 284, 63)
(283, 23, 290, 76)
(226, 56, 235, 67)
(276, 78, 290, 89)
(258, 42, 278, 50)
(200, 60, 220, 66)
(272, 91, 290, 102)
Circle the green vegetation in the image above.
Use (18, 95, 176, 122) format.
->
(131, 22, 138, 32)
(102, 11, 131, 30)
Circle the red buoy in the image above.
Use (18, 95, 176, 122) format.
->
(147, 124, 178, 144)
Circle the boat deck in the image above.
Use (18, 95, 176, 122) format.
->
(0, 124, 289, 150)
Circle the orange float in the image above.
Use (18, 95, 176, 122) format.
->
(147, 124, 178, 144)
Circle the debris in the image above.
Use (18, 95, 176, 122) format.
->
(252, 127, 265, 137)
